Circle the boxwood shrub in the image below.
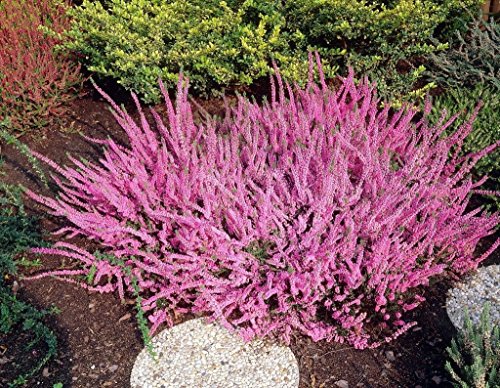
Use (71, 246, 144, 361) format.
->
(283, 0, 482, 101)
(57, 0, 310, 103)
(56, 0, 482, 103)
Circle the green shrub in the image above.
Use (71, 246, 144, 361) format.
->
(427, 15, 500, 91)
(445, 303, 499, 388)
(57, 0, 481, 103)
(283, 0, 482, 102)
(428, 84, 499, 211)
(57, 0, 308, 103)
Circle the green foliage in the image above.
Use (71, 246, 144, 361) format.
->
(129, 273, 155, 358)
(0, 198, 46, 278)
(15, 257, 42, 269)
(445, 303, 500, 388)
(57, 0, 481, 102)
(57, 0, 306, 103)
(283, 0, 481, 102)
(0, 288, 58, 387)
(0, 159, 56, 387)
(427, 15, 500, 92)
(0, 171, 48, 281)
(244, 239, 275, 262)
(428, 84, 499, 211)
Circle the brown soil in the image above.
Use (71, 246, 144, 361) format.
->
(0, 84, 498, 388)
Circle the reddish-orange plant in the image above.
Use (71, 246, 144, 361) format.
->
(0, 0, 82, 131)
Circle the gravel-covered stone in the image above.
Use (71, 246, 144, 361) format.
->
(130, 318, 299, 388)
(446, 265, 499, 330)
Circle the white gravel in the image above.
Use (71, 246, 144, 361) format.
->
(130, 318, 299, 388)
(446, 265, 499, 331)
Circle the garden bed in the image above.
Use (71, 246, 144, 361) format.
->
(1, 87, 498, 388)
(1, 1, 499, 387)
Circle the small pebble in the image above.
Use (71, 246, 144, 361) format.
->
(335, 380, 349, 388)
(385, 351, 396, 362)
(118, 313, 132, 323)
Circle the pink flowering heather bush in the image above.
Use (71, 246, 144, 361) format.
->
(26, 55, 499, 349)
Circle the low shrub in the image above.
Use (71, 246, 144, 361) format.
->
(445, 303, 499, 387)
(26, 59, 499, 349)
(428, 85, 500, 212)
(56, 0, 481, 103)
(284, 0, 482, 102)
(57, 0, 307, 103)
(427, 15, 500, 92)
(0, 0, 82, 131)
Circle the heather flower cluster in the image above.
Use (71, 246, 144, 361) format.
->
(26, 56, 499, 349)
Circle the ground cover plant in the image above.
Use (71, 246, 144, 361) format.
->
(23, 56, 500, 351)
(55, 0, 481, 103)
(445, 303, 499, 387)
(0, 0, 82, 132)
(0, 155, 57, 387)
(0, 289, 58, 387)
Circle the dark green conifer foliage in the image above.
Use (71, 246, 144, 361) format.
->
(445, 303, 500, 388)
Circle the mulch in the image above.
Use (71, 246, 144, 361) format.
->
(0, 82, 498, 388)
